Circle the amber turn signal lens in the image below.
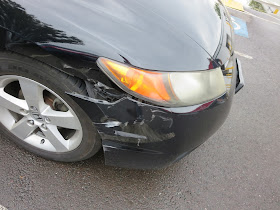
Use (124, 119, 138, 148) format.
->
(97, 57, 226, 107)
(98, 57, 171, 102)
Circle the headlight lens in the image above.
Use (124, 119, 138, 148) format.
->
(97, 57, 226, 107)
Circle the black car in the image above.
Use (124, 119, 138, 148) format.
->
(0, 0, 244, 169)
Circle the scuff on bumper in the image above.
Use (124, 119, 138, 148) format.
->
(68, 91, 233, 169)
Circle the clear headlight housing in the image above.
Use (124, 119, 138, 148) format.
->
(97, 57, 226, 107)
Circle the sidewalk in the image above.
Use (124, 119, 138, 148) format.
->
(257, 0, 280, 15)
(225, 0, 280, 15)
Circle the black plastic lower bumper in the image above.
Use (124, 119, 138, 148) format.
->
(69, 57, 243, 169)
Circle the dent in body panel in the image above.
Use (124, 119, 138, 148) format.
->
(68, 83, 233, 146)
(68, 92, 179, 145)
(66, 54, 237, 145)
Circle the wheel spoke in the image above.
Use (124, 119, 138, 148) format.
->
(41, 124, 69, 151)
(0, 88, 29, 114)
(41, 107, 80, 130)
(10, 117, 37, 140)
(18, 78, 45, 111)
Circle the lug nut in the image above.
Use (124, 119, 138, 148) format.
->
(45, 117, 51, 123)
(41, 124, 47, 130)
(27, 120, 34, 126)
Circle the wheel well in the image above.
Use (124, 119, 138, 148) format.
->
(0, 27, 125, 101)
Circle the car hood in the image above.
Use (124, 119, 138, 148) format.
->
(1, 0, 232, 71)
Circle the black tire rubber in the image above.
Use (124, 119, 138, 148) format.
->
(0, 51, 102, 162)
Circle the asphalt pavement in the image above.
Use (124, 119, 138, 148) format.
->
(0, 8, 280, 210)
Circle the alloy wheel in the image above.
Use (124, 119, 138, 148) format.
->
(0, 75, 83, 152)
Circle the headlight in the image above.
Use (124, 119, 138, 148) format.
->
(97, 57, 226, 107)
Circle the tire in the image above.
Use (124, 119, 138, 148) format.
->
(0, 51, 101, 162)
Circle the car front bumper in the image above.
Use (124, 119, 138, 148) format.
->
(69, 56, 243, 169)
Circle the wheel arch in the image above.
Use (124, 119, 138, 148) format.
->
(0, 26, 124, 103)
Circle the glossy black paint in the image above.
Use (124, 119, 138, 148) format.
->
(69, 57, 236, 169)
(0, 0, 243, 168)
(66, 56, 238, 169)
(0, 0, 233, 71)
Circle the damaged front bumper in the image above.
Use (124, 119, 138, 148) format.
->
(68, 56, 243, 169)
